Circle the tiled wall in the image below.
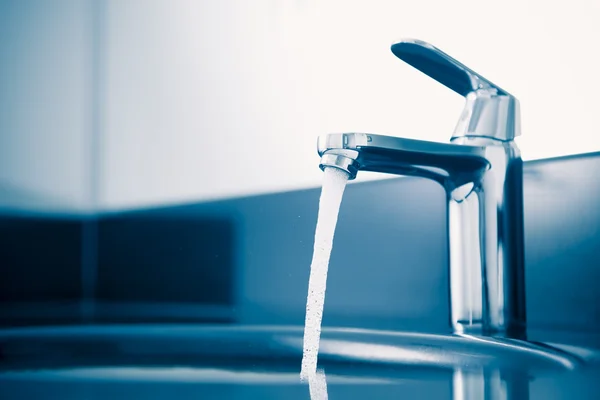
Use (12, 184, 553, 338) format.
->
(1, 152, 599, 333)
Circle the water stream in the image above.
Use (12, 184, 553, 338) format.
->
(300, 167, 350, 386)
(308, 369, 329, 399)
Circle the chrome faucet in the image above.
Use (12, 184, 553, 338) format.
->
(317, 39, 526, 338)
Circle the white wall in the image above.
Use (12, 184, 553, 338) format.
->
(99, 0, 600, 210)
(2, 1, 600, 212)
(0, 0, 95, 214)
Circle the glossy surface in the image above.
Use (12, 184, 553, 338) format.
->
(0, 325, 599, 399)
(318, 38, 526, 337)
(390, 39, 520, 141)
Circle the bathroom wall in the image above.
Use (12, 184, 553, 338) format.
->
(0, 0, 96, 214)
(221, 152, 600, 333)
(2, 152, 599, 336)
(2, 0, 599, 214)
(98, 0, 600, 211)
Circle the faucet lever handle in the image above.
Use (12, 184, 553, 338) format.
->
(391, 39, 520, 141)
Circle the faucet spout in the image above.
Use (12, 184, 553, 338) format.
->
(318, 133, 489, 188)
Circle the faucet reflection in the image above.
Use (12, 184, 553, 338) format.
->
(453, 368, 529, 400)
(318, 39, 526, 338)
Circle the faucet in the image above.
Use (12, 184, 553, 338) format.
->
(317, 39, 525, 339)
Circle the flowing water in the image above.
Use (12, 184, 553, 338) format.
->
(300, 167, 350, 384)
(308, 369, 329, 399)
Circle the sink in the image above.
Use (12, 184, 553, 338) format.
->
(1, 324, 599, 399)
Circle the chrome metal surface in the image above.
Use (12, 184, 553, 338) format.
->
(318, 39, 526, 337)
(391, 39, 520, 141)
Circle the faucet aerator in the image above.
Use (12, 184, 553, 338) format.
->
(319, 152, 359, 180)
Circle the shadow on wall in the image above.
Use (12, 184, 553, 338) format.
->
(0, 153, 599, 332)
(95, 213, 236, 322)
(0, 216, 83, 304)
(0, 212, 236, 326)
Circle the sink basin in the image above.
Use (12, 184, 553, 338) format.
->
(1, 324, 599, 399)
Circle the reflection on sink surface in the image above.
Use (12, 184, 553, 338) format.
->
(1, 324, 599, 399)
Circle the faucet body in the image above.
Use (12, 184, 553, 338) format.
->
(318, 39, 526, 338)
